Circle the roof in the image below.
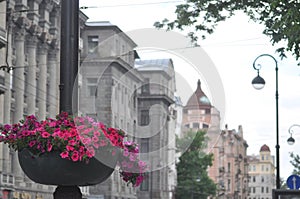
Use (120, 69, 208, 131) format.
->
(135, 59, 173, 67)
(184, 79, 211, 109)
(86, 21, 113, 26)
(260, 144, 270, 152)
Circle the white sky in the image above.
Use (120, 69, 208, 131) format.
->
(79, 0, 300, 180)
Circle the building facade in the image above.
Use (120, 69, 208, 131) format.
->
(79, 21, 143, 199)
(181, 80, 249, 199)
(0, 1, 177, 198)
(0, 0, 61, 198)
(247, 144, 275, 199)
(80, 23, 177, 198)
(135, 59, 176, 199)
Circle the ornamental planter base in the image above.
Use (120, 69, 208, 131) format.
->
(18, 149, 118, 186)
(54, 186, 82, 199)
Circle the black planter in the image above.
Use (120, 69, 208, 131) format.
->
(18, 148, 118, 186)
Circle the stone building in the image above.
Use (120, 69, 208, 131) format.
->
(79, 21, 143, 199)
(0, 0, 61, 198)
(247, 144, 275, 199)
(181, 80, 249, 199)
(79, 23, 177, 199)
(135, 59, 176, 199)
(214, 126, 249, 199)
(0, 1, 177, 198)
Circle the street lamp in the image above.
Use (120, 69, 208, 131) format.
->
(287, 124, 300, 145)
(251, 54, 280, 189)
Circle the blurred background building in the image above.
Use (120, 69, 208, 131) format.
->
(247, 144, 276, 199)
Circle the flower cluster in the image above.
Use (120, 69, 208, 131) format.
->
(0, 112, 147, 187)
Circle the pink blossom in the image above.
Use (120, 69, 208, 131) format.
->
(60, 151, 69, 159)
(47, 142, 53, 152)
(66, 145, 74, 151)
(92, 136, 99, 143)
(28, 140, 36, 147)
(134, 175, 144, 187)
(68, 139, 77, 146)
(41, 131, 50, 138)
(129, 153, 137, 161)
(123, 150, 129, 157)
(86, 147, 95, 158)
(82, 137, 91, 145)
(93, 131, 101, 137)
(71, 151, 80, 161)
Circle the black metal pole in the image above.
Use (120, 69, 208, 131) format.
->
(56, 0, 80, 198)
(253, 54, 280, 189)
(59, 0, 79, 115)
(275, 60, 280, 189)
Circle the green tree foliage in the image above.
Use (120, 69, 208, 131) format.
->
(154, 0, 300, 63)
(290, 152, 300, 175)
(175, 130, 216, 199)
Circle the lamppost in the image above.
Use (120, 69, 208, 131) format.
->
(287, 124, 300, 145)
(251, 54, 280, 189)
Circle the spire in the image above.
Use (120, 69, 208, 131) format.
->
(197, 79, 201, 90)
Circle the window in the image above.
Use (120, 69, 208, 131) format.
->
(87, 36, 99, 53)
(253, 187, 256, 193)
(253, 176, 256, 182)
(266, 187, 269, 193)
(203, 124, 209, 128)
(141, 138, 149, 153)
(227, 179, 231, 191)
(140, 110, 149, 126)
(141, 78, 150, 94)
(87, 78, 98, 97)
(253, 165, 256, 171)
(261, 187, 264, 193)
(228, 162, 231, 173)
(261, 176, 264, 183)
(262, 165, 264, 171)
(262, 155, 264, 160)
(193, 123, 199, 129)
(140, 173, 149, 191)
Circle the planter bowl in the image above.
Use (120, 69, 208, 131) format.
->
(18, 149, 118, 186)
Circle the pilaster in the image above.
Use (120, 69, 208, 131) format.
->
(25, 35, 38, 115)
(37, 42, 48, 120)
(27, 0, 43, 24)
(38, 0, 53, 31)
(12, 27, 26, 182)
(47, 49, 58, 117)
(49, 3, 60, 35)
(14, 0, 28, 19)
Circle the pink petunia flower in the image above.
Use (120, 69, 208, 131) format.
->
(60, 151, 69, 159)
(28, 140, 36, 147)
(71, 151, 79, 162)
(41, 131, 51, 138)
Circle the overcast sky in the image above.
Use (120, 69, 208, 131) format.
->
(79, 0, 300, 180)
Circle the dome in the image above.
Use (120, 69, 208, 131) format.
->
(260, 144, 270, 152)
(185, 80, 211, 109)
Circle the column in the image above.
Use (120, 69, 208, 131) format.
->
(3, 22, 12, 174)
(48, 49, 58, 118)
(25, 35, 37, 115)
(12, 27, 26, 181)
(37, 42, 48, 120)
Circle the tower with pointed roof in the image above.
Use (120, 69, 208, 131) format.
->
(247, 144, 275, 199)
(182, 79, 220, 131)
(181, 80, 250, 198)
